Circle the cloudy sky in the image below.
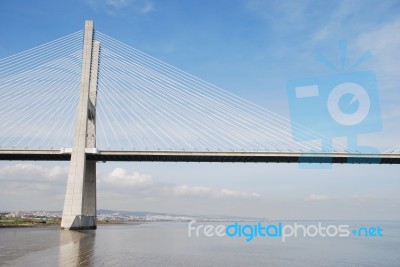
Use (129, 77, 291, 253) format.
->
(0, 0, 399, 219)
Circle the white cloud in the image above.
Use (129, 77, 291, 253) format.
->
(353, 18, 400, 89)
(305, 194, 329, 201)
(172, 185, 213, 197)
(0, 163, 68, 210)
(311, 1, 356, 42)
(219, 188, 261, 199)
(245, 0, 310, 28)
(0, 163, 67, 182)
(106, 0, 130, 9)
(100, 168, 261, 199)
(138, 1, 153, 14)
(86, 0, 154, 15)
(103, 168, 155, 188)
(171, 185, 261, 199)
(351, 18, 400, 147)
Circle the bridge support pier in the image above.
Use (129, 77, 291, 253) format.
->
(61, 161, 96, 230)
(61, 20, 100, 230)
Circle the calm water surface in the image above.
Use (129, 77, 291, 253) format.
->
(0, 221, 399, 266)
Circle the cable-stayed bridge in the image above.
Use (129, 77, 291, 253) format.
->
(1, 21, 399, 230)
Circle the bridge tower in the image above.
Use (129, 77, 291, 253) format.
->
(61, 20, 100, 230)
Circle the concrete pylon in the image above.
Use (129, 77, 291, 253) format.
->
(61, 20, 100, 230)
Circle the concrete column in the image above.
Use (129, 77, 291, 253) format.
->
(61, 21, 100, 230)
(82, 41, 100, 225)
(87, 41, 100, 149)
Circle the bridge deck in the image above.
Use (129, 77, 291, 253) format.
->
(0, 149, 399, 164)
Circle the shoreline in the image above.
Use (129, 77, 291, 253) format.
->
(0, 220, 140, 228)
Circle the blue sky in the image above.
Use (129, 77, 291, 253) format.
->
(0, 0, 399, 219)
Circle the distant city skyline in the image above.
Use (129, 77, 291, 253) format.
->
(0, 0, 400, 220)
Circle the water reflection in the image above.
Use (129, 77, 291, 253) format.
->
(1, 222, 398, 266)
(59, 230, 96, 267)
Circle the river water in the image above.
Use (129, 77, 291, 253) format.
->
(0, 221, 399, 266)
